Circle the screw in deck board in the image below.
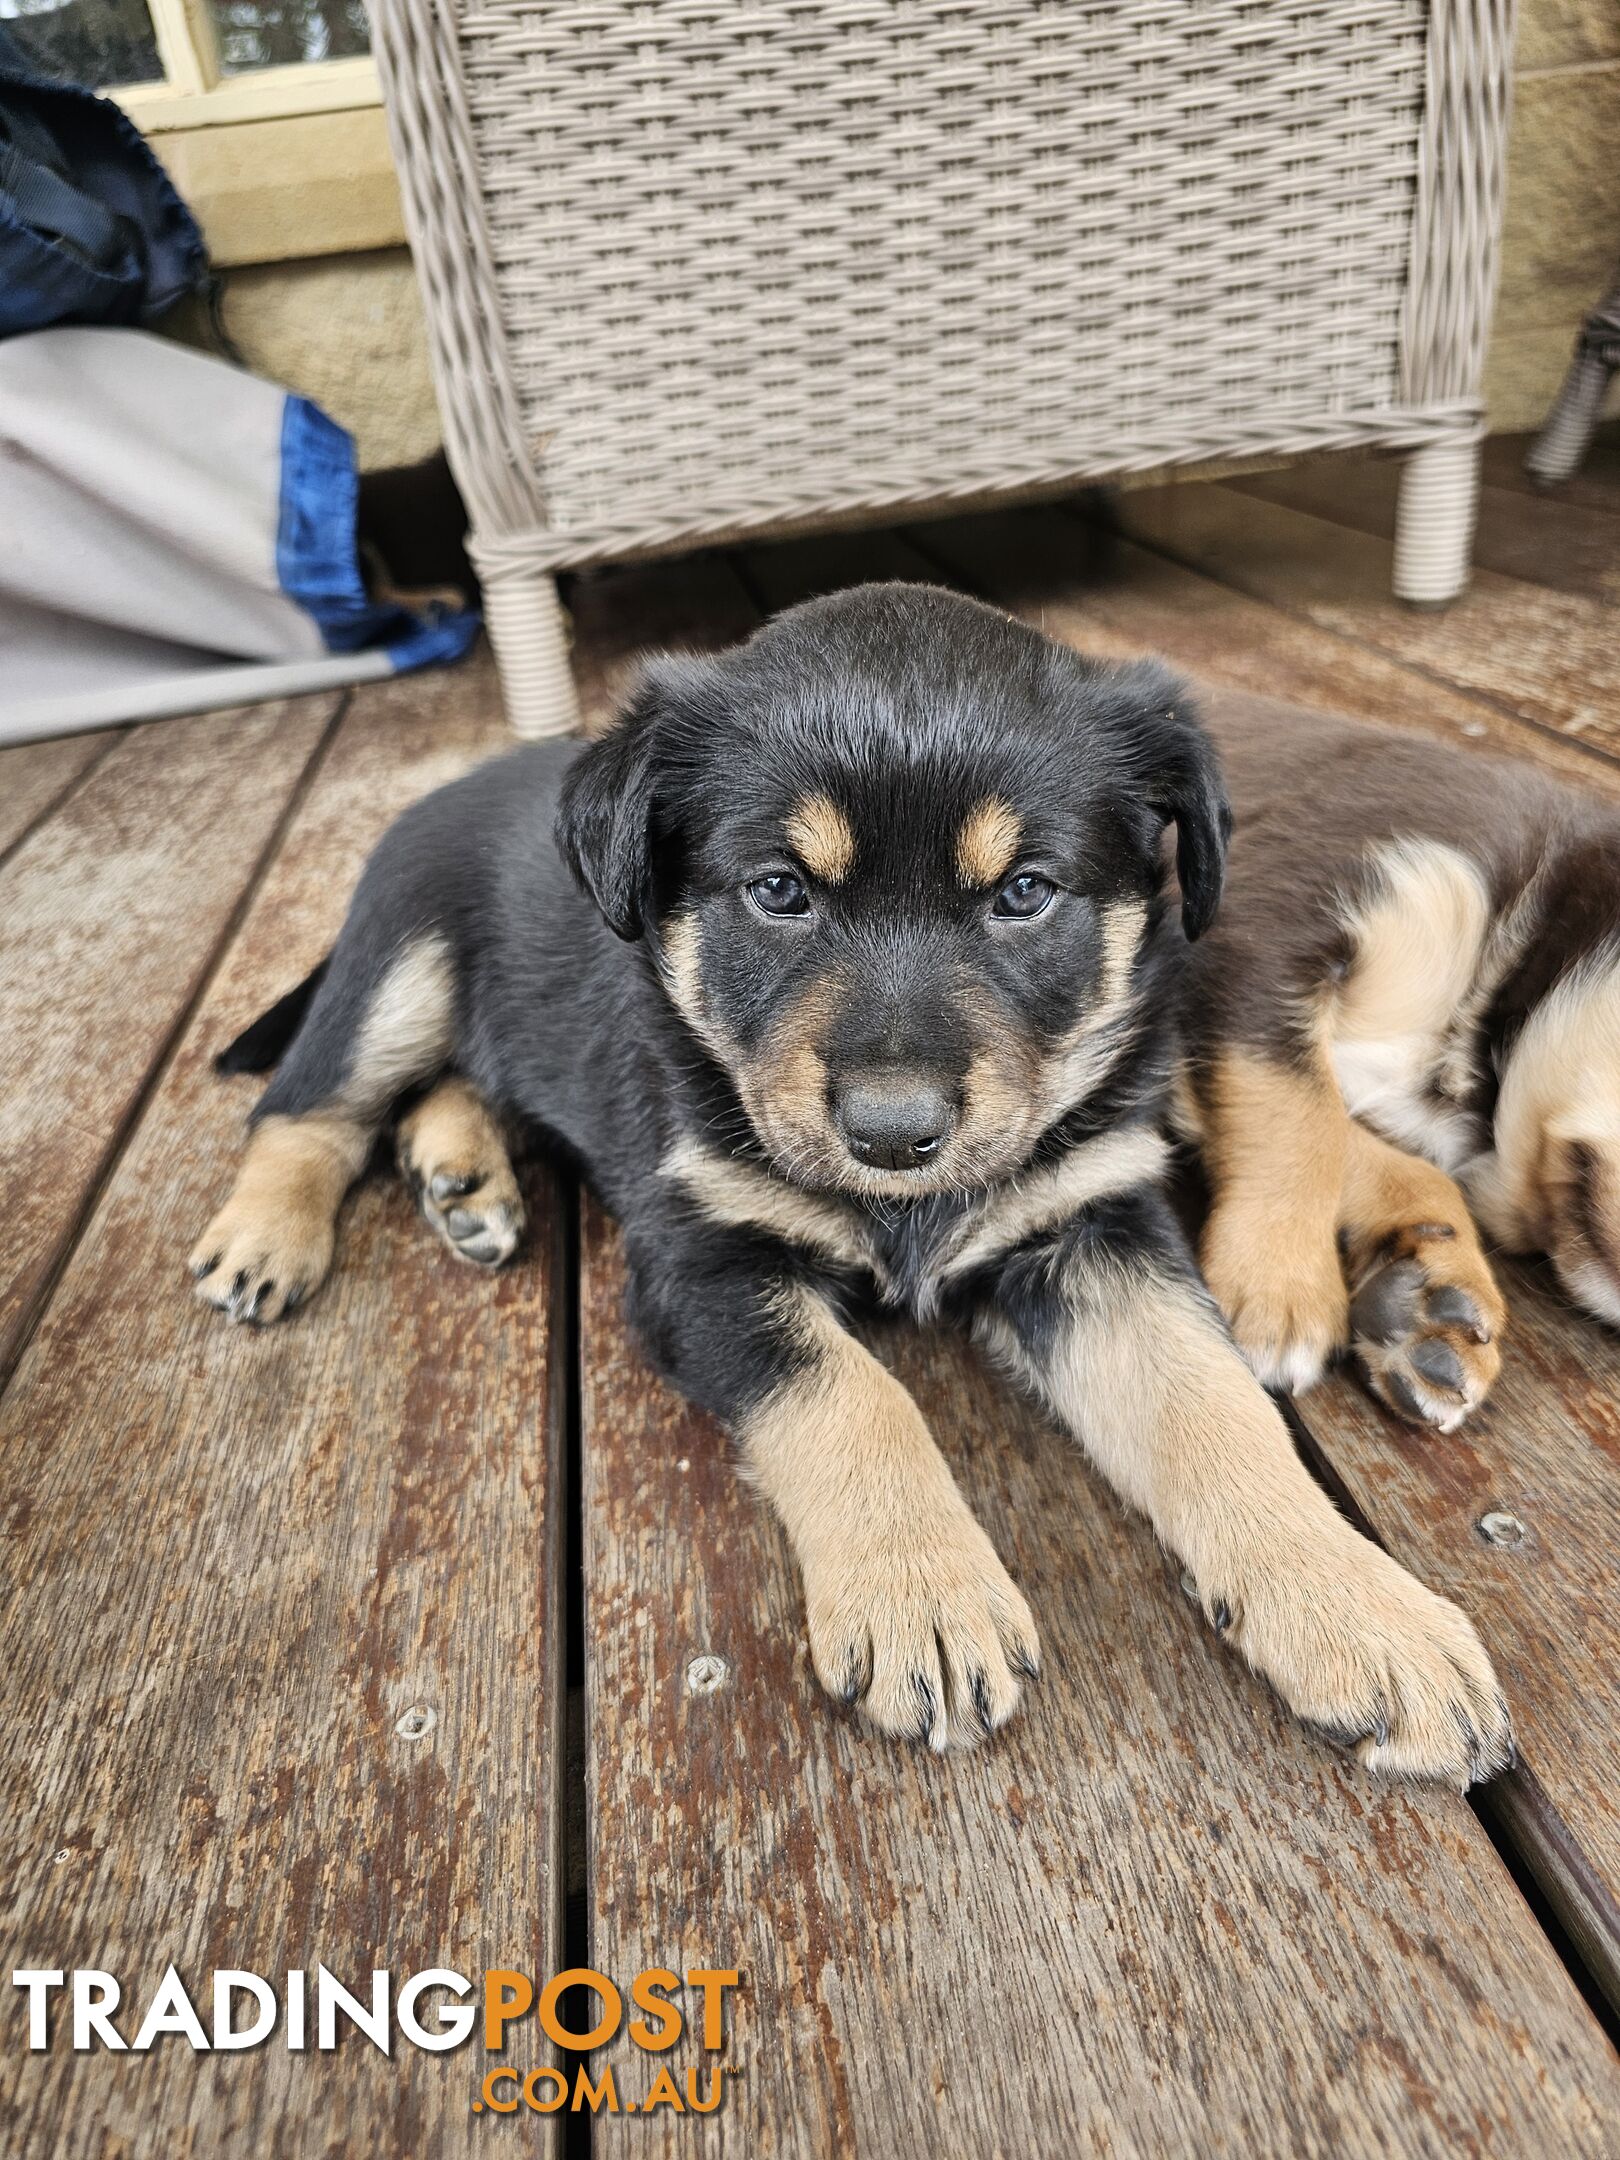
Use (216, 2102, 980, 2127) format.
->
(1477, 1510, 1527, 1548)
(685, 1655, 729, 1696)
(395, 1706, 439, 1740)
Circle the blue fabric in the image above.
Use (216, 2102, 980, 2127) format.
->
(0, 29, 207, 336)
(277, 393, 480, 674)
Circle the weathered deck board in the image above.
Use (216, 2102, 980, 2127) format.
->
(1291, 1262, 1620, 2010)
(1115, 482, 1620, 753)
(579, 1207, 1620, 2159)
(1227, 459, 1620, 601)
(0, 699, 339, 1382)
(0, 729, 117, 863)
(566, 552, 761, 731)
(0, 659, 566, 2160)
(890, 500, 1620, 2008)
(1482, 425, 1620, 518)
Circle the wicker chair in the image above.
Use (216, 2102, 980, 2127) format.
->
(373, 0, 1516, 739)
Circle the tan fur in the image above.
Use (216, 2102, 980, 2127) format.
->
(931, 1127, 1170, 1299)
(341, 933, 456, 1116)
(1468, 954, 1620, 1329)
(1329, 840, 1494, 1171)
(190, 1111, 371, 1323)
(397, 1076, 525, 1268)
(661, 1140, 883, 1284)
(193, 934, 459, 1321)
(988, 1267, 1510, 1786)
(1032, 899, 1147, 1119)
(1338, 1120, 1503, 1430)
(742, 1285, 1038, 1750)
(1196, 1048, 1350, 1394)
(955, 798, 1022, 887)
(785, 794, 856, 884)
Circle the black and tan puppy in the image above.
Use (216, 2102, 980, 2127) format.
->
(190, 586, 1509, 1782)
(1184, 689, 1620, 1431)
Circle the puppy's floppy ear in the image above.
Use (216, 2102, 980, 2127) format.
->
(1114, 662, 1231, 941)
(555, 655, 711, 940)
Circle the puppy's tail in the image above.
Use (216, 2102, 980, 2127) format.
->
(214, 960, 329, 1075)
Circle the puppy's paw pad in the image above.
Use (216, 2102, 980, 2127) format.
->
(1350, 1235, 1502, 1434)
(188, 1204, 332, 1326)
(1227, 1539, 1513, 1789)
(401, 1140, 525, 1270)
(804, 1508, 1037, 1751)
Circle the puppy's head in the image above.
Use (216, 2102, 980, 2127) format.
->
(558, 583, 1226, 1197)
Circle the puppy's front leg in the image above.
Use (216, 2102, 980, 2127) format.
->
(985, 1195, 1512, 1786)
(635, 1252, 1038, 1750)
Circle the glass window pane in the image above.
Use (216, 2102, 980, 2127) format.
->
(0, 0, 163, 88)
(205, 0, 368, 74)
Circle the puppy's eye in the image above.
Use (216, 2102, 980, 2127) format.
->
(748, 872, 811, 918)
(993, 873, 1055, 920)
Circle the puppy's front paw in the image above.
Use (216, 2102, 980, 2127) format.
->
(1201, 1204, 1349, 1394)
(189, 1196, 333, 1326)
(1207, 1531, 1513, 1788)
(803, 1501, 1039, 1751)
(1349, 1224, 1503, 1434)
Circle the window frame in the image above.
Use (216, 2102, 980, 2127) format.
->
(107, 0, 382, 128)
(87, 0, 400, 266)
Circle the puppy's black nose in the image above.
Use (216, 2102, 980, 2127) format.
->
(834, 1078, 955, 1171)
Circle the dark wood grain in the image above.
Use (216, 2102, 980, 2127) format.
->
(1482, 424, 1620, 519)
(895, 501, 1620, 2011)
(1227, 458, 1620, 602)
(579, 1205, 1620, 2158)
(1290, 1262, 1620, 2010)
(1113, 482, 1620, 755)
(0, 698, 339, 1381)
(0, 729, 117, 864)
(566, 553, 761, 732)
(0, 658, 565, 2158)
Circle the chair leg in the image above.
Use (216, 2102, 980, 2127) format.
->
(481, 571, 582, 739)
(1392, 437, 1480, 610)
(1525, 264, 1620, 488)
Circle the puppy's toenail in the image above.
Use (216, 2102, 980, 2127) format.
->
(192, 1253, 220, 1280)
(446, 1207, 481, 1236)
(971, 1670, 993, 1733)
(913, 1675, 939, 1744)
(430, 1171, 478, 1202)
(1425, 1285, 1483, 1333)
(1012, 1647, 1040, 1681)
(1410, 1340, 1465, 1393)
(1212, 1599, 1232, 1635)
(460, 1236, 504, 1265)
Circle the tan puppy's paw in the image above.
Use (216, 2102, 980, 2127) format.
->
(189, 1195, 334, 1326)
(802, 1499, 1039, 1751)
(1201, 1203, 1350, 1395)
(398, 1078, 525, 1270)
(1349, 1224, 1504, 1435)
(1205, 1530, 1513, 1788)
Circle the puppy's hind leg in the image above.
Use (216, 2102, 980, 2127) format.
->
(1341, 1122, 1504, 1432)
(1196, 1045, 1351, 1393)
(397, 1077, 525, 1269)
(191, 932, 457, 1324)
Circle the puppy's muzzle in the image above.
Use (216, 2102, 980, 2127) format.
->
(832, 1073, 957, 1172)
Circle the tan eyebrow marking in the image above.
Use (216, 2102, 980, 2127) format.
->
(785, 794, 856, 883)
(955, 798, 1022, 886)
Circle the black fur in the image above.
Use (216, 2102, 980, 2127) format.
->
(233, 583, 1224, 1425)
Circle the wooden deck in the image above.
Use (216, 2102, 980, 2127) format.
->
(4, 438, 1620, 2156)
